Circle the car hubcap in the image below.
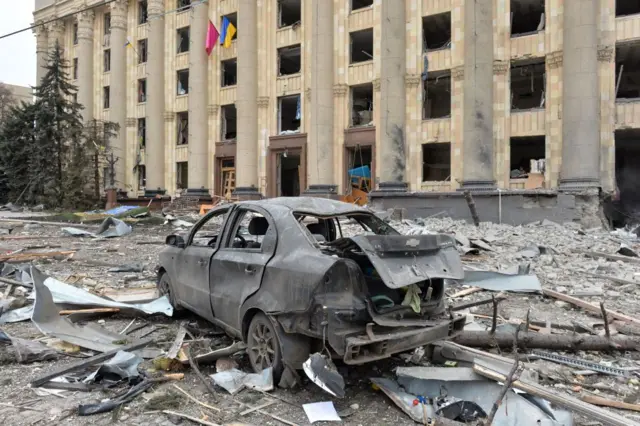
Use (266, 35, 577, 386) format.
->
(250, 322, 276, 370)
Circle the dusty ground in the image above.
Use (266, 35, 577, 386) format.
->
(0, 211, 639, 425)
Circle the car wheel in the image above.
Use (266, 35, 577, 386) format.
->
(247, 313, 283, 377)
(157, 272, 182, 312)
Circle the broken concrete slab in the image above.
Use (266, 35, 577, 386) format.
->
(462, 270, 542, 293)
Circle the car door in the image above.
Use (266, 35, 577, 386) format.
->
(209, 205, 277, 332)
(175, 206, 232, 321)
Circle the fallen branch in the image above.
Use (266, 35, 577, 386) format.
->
(0, 276, 27, 288)
(484, 327, 522, 425)
(451, 294, 507, 312)
(581, 394, 640, 413)
(543, 289, 640, 326)
(583, 251, 640, 265)
(600, 302, 611, 339)
(189, 341, 247, 365)
(184, 345, 218, 402)
(0, 218, 93, 227)
(172, 384, 220, 413)
(449, 287, 482, 298)
(0, 250, 75, 262)
(162, 410, 221, 426)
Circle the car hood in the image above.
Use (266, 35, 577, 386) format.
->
(338, 234, 464, 289)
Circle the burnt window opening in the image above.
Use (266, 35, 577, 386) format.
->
(103, 86, 110, 109)
(138, 118, 146, 148)
(222, 13, 238, 41)
(177, 0, 191, 10)
(509, 136, 545, 178)
(137, 165, 146, 190)
(177, 69, 189, 95)
(177, 27, 190, 54)
(276, 151, 301, 197)
(176, 112, 188, 145)
(278, 95, 301, 134)
(278, 44, 301, 75)
(350, 83, 373, 127)
(351, 0, 373, 11)
(510, 0, 545, 37)
(73, 58, 78, 80)
(176, 161, 188, 190)
(138, 39, 148, 63)
(139, 1, 148, 25)
(278, 0, 301, 28)
(422, 12, 451, 51)
(615, 43, 640, 100)
(73, 23, 78, 45)
(138, 78, 147, 103)
(511, 60, 546, 110)
(221, 104, 237, 141)
(221, 59, 237, 86)
(422, 142, 451, 181)
(616, 0, 640, 17)
(103, 49, 111, 72)
(350, 28, 374, 64)
(423, 71, 451, 119)
(104, 12, 111, 35)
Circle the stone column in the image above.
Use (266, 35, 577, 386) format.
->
(76, 11, 94, 122)
(145, 0, 166, 196)
(47, 20, 65, 52)
(109, 0, 128, 192)
(376, 0, 407, 192)
(559, 0, 600, 189)
(187, 1, 209, 196)
(234, 0, 260, 198)
(34, 22, 48, 86)
(460, 0, 494, 190)
(305, 0, 336, 196)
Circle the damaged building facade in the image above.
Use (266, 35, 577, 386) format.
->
(32, 0, 640, 222)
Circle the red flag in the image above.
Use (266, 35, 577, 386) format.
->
(206, 20, 219, 56)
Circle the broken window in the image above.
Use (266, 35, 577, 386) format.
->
(221, 59, 237, 86)
(103, 86, 110, 109)
(278, 44, 301, 75)
(351, 0, 373, 11)
(177, 0, 191, 9)
(73, 58, 78, 80)
(422, 142, 451, 181)
(192, 207, 230, 248)
(176, 112, 188, 145)
(509, 136, 545, 178)
(276, 150, 301, 196)
(228, 210, 271, 250)
(616, 43, 640, 100)
(104, 49, 111, 72)
(510, 59, 546, 110)
(138, 39, 148, 63)
(614, 130, 640, 224)
(221, 104, 237, 141)
(278, 0, 301, 28)
(139, 1, 148, 25)
(177, 69, 189, 95)
(104, 12, 111, 35)
(616, 0, 640, 17)
(137, 165, 146, 190)
(510, 0, 545, 37)
(176, 161, 188, 189)
(350, 28, 374, 63)
(278, 95, 301, 134)
(138, 117, 146, 148)
(219, 158, 236, 198)
(222, 13, 238, 42)
(423, 71, 451, 119)
(138, 79, 147, 103)
(350, 83, 374, 127)
(422, 12, 451, 51)
(346, 145, 372, 193)
(73, 23, 78, 45)
(177, 27, 190, 54)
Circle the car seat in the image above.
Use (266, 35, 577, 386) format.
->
(247, 216, 269, 248)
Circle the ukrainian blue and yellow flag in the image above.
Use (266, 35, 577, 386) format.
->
(219, 17, 236, 48)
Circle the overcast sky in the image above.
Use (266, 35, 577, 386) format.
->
(0, 0, 36, 87)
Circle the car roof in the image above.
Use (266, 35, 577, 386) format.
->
(240, 197, 370, 216)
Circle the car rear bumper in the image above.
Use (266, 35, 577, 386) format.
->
(342, 315, 466, 364)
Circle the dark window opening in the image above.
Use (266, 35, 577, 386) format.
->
(278, 44, 301, 75)
(73, 23, 78, 45)
(509, 136, 545, 178)
(613, 130, 640, 225)
(176, 161, 188, 190)
(103, 86, 110, 109)
(511, 60, 545, 110)
(350, 28, 374, 63)
(177, 0, 191, 10)
(422, 12, 451, 51)
(103, 49, 111, 72)
(104, 12, 111, 35)
(138, 118, 146, 148)
(138, 79, 147, 103)
(422, 142, 451, 181)
(73, 58, 78, 80)
(177, 69, 189, 95)
(138, 39, 148, 63)
(616, 0, 640, 17)
(222, 13, 238, 41)
(137, 165, 146, 190)
(221, 59, 237, 86)
(616, 43, 640, 100)
(510, 0, 545, 37)
(72, 93, 78, 104)
(139, 1, 148, 24)
(277, 151, 301, 197)
(278, 95, 301, 134)
(221, 104, 237, 141)
(346, 145, 372, 193)
(177, 26, 190, 54)
(351, 0, 373, 11)
(177, 112, 188, 145)
(279, 0, 301, 28)
(350, 83, 373, 127)
(423, 71, 451, 119)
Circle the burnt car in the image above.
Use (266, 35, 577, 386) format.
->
(157, 197, 465, 378)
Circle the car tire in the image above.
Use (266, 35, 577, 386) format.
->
(157, 272, 182, 312)
(247, 312, 284, 379)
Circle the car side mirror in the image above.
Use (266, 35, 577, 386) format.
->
(166, 235, 186, 248)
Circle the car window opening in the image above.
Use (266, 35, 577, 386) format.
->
(191, 209, 229, 248)
(230, 211, 269, 250)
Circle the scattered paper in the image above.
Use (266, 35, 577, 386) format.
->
(302, 401, 341, 423)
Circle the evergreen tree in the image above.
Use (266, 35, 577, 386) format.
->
(0, 102, 37, 203)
